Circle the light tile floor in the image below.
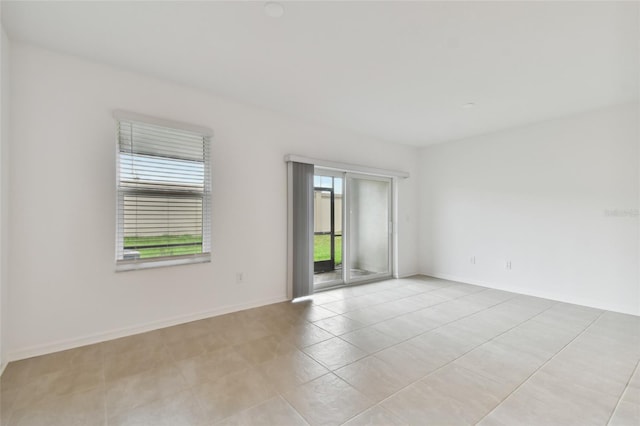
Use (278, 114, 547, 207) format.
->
(1, 276, 639, 425)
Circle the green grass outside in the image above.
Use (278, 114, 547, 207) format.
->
(314, 234, 342, 265)
(125, 235, 202, 258)
(126, 233, 341, 262)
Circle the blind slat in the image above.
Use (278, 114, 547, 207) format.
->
(116, 118, 211, 264)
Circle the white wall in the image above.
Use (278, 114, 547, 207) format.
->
(419, 103, 640, 315)
(7, 43, 419, 360)
(0, 14, 10, 373)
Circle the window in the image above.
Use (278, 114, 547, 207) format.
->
(115, 111, 212, 271)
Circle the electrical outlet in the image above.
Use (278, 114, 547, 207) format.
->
(505, 261, 512, 270)
(470, 256, 476, 265)
(236, 272, 245, 284)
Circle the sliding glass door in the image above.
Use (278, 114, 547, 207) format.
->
(312, 170, 392, 289)
(345, 174, 392, 282)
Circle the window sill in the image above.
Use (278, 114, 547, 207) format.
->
(116, 253, 211, 272)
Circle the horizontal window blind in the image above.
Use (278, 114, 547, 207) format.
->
(116, 117, 211, 269)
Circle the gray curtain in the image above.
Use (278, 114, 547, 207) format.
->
(290, 162, 314, 298)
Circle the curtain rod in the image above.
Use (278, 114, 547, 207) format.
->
(284, 155, 409, 179)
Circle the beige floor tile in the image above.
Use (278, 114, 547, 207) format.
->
(429, 283, 485, 299)
(4, 278, 638, 426)
(296, 305, 337, 322)
(257, 350, 329, 393)
(416, 364, 513, 415)
(374, 341, 447, 381)
(260, 314, 303, 335)
(339, 327, 399, 354)
(10, 386, 106, 426)
(11, 365, 104, 412)
(104, 344, 173, 382)
(506, 294, 556, 311)
(108, 389, 205, 426)
(341, 405, 408, 426)
(302, 337, 367, 370)
(0, 359, 32, 390)
(411, 300, 480, 324)
(450, 313, 516, 341)
(533, 306, 600, 333)
(342, 304, 398, 325)
(160, 319, 213, 344)
(335, 356, 414, 402)
(320, 299, 366, 315)
(24, 343, 104, 379)
(580, 333, 640, 364)
(515, 369, 620, 425)
(218, 319, 272, 346)
(608, 401, 640, 426)
(552, 343, 638, 387)
(360, 291, 402, 305)
(408, 292, 448, 309)
(369, 313, 436, 341)
(539, 355, 632, 398)
(1, 387, 20, 425)
(233, 334, 298, 365)
(380, 381, 479, 426)
(176, 346, 251, 386)
(102, 329, 166, 356)
(283, 373, 373, 426)
(276, 322, 335, 348)
(623, 368, 640, 404)
(106, 365, 188, 418)
(453, 340, 547, 386)
(310, 291, 342, 305)
(407, 324, 487, 362)
(192, 368, 276, 424)
(165, 330, 232, 361)
(379, 297, 426, 316)
(486, 301, 548, 322)
(493, 318, 577, 359)
(477, 385, 606, 426)
(462, 289, 515, 306)
(214, 395, 309, 426)
(313, 315, 366, 336)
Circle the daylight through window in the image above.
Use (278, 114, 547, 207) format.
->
(115, 113, 211, 270)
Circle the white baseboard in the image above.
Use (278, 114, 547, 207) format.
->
(7, 295, 289, 362)
(396, 271, 420, 279)
(422, 271, 498, 289)
(421, 271, 639, 316)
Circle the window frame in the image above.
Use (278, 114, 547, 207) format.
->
(114, 110, 213, 272)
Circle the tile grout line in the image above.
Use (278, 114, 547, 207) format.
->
(300, 286, 505, 371)
(276, 371, 334, 426)
(299, 283, 481, 364)
(294, 282, 505, 424)
(332, 288, 523, 365)
(336, 296, 560, 425)
(3, 349, 108, 426)
(605, 357, 640, 426)
(473, 309, 606, 425)
(316, 280, 472, 315)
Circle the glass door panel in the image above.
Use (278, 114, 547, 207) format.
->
(347, 175, 391, 281)
(313, 188, 334, 273)
(313, 172, 344, 288)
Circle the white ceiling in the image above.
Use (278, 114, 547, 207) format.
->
(2, 1, 639, 146)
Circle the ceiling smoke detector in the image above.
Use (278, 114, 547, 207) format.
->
(264, 2, 285, 18)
